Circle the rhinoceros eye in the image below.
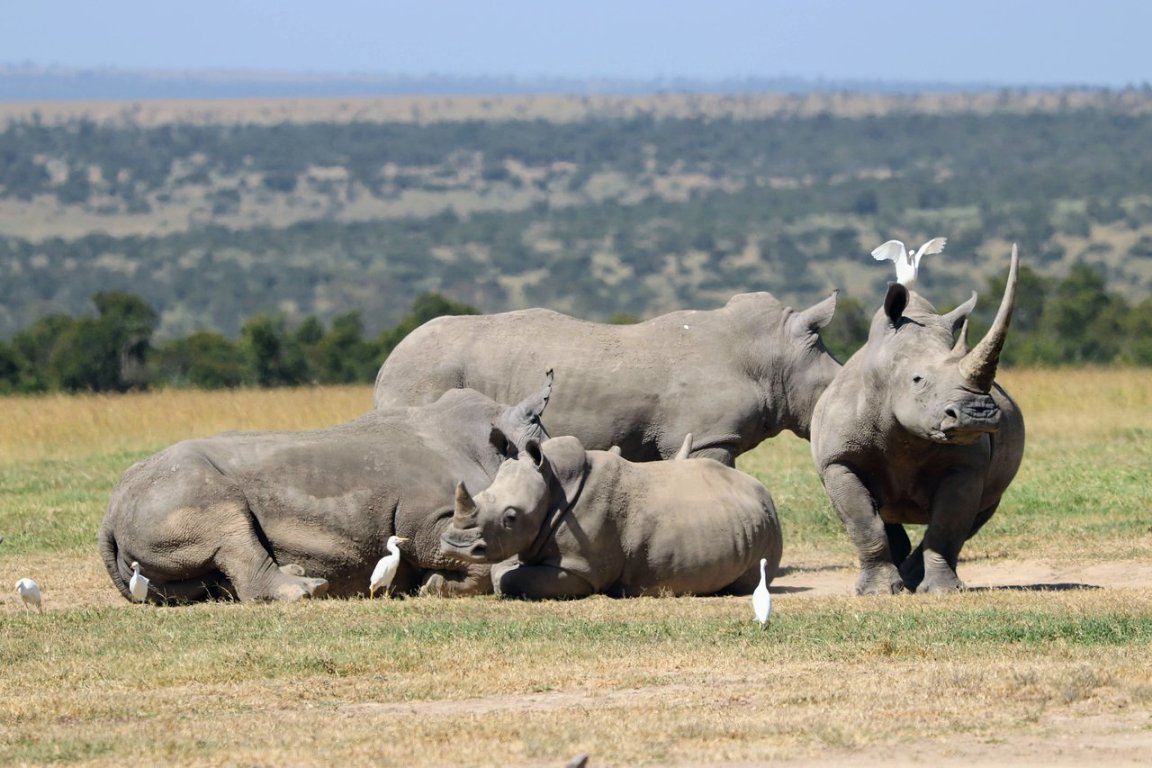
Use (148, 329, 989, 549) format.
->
(912, 375, 924, 385)
(502, 508, 518, 528)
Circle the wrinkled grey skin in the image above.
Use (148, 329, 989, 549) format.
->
(440, 435, 783, 599)
(811, 246, 1026, 595)
(374, 292, 840, 465)
(99, 378, 552, 603)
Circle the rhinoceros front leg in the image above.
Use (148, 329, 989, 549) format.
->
(904, 472, 987, 594)
(418, 563, 493, 597)
(821, 463, 905, 595)
(496, 561, 596, 600)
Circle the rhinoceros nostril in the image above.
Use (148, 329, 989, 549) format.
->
(944, 407, 959, 421)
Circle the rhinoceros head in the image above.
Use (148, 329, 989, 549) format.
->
(441, 436, 588, 563)
(488, 369, 554, 459)
(868, 245, 1019, 445)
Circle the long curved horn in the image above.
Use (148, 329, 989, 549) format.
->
(453, 481, 479, 528)
(959, 244, 1019, 390)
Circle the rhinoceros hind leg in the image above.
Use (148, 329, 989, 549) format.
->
(899, 544, 925, 591)
(885, 523, 912, 567)
(498, 564, 595, 600)
(207, 504, 330, 601)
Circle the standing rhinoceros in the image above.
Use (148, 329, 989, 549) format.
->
(810, 246, 1026, 595)
(373, 292, 840, 465)
(98, 376, 553, 603)
(439, 435, 783, 599)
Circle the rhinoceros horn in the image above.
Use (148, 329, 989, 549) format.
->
(453, 481, 479, 529)
(959, 244, 1019, 391)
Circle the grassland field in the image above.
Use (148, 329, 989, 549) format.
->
(1, 368, 1150, 766)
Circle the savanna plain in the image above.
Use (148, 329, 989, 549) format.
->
(1, 368, 1150, 767)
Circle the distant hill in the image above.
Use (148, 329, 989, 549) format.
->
(0, 64, 1047, 102)
(1, 88, 1151, 341)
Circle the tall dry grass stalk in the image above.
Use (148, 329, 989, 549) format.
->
(999, 367, 1152, 440)
(0, 385, 372, 463)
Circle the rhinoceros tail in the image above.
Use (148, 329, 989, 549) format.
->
(98, 515, 133, 601)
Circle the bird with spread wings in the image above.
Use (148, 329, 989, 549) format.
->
(871, 237, 947, 285)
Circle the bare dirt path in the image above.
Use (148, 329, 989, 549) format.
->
(772, 556, 1152, 596)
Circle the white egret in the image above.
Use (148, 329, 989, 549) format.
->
(752, 557, 771, 628)
(15, 577, 42, 613)
(871, 237, 947, 285)
(369, 535, 408, 598)
(129, 561, 150, 603)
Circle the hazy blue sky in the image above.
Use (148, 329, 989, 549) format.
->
(5, 0, 1150, 87)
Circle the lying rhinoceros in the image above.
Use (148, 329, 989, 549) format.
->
(373, 292, 840, 465)
(439, 435, 783, 599)
(810, 246, 1026, 595)
(99, 376, 553, 603)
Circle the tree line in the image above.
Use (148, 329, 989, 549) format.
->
(0, 292, 478, 394)
(0, 264, 1147, 396)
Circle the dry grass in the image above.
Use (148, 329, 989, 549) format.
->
(1, 369, 1151, 766)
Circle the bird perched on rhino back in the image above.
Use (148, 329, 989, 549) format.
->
(872, 237, 946, 285)
(811, 245, 1025, 595)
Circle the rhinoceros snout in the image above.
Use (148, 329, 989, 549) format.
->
(936, 395, 1001, 442)
(439, 527, 488, 562)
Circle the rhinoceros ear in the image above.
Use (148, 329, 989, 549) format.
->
(525, 439, 545, 469)
(789, 291, 838, 336)
(489, 425, 515, 459)
(883, 282, 908, 327)
(520, 368, 553, 418)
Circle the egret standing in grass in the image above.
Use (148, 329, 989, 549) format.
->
(16, 578, 42, 613)
(369, 535, 408, 598)
(129, 561, 150, 603)
(871, 237, 947, 285)
(752, 557, 772, 629)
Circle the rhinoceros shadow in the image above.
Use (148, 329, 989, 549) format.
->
(967, 583, 1103, 592)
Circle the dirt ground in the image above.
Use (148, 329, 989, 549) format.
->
(772, 555, 1152, 597)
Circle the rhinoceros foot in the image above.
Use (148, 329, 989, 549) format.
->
(273, 576, 329, 601)
(915, 550, 965, 594)
(855, 563, 907, 596)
